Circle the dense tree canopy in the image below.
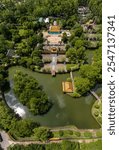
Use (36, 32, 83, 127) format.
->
(33, 127, 53, 141)
(13, 71, 51, 115)
(8, 141, 80, 150)
(88, 0, 102, 23)
(8, 140, 101, 150)
(74, 47, 102, 95)
(0, 66, 9, 93)
(0, 101, 16, 130)
(66, 46, 86, 65)
(9, 119, 39, 138)
(74, 77, 90, 95)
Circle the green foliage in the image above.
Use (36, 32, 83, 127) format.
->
(74, 26, 83, 37)
(66, 47, 86, 64)
(62, 32, 68, 43)
(0, 101, 16, 130)
(66, 77, 72, 82)
(0, 35, 10, 65)
(66, 64, 79, 72)
(69, 92, 80, 98)
(62, 140, 80, 150)
(94, 110, 99, 117)
(95, 104, 100, 109)
(13, 71, 51, 115)
(33, 127, 53, 141)
(96, 130, 102, 138)
(80, 64, 99, 85)
(81, 140, 102, 150)
(9, 120, 39, 138)
(74, 77, 90, 95)
(0, 66, 10, 92)
(19, 29, 29, 38)
(8, 141, 81, 150)
(97, 116, 102, 124)
(74, 39, 84, 49)
(0, 99, 40, 139)
(84, 131, 92, 138)
(8, 144, 44, 150)
(74, 132, 81, 137)
(59, 130, 64, 137)
(92, 100, 102, 126)
(89, 0, 102, 23)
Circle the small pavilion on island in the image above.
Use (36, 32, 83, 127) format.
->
(62, 82, 73, 93)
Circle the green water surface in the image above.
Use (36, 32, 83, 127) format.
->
(9, 66, 101, 129)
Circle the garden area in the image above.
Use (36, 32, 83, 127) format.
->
(92, 99, 102, 126)
(52, 129, 102, 139)
(0, 0, 102, 149)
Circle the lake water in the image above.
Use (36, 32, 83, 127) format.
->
(6, 66, 101, 129)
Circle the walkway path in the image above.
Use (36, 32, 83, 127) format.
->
(0, 129, 101, 149)
(0, 131, 11, 150)
(90, 90, 100, 101)
(70, 71, 75, 92)
(50, 54, 57, 73)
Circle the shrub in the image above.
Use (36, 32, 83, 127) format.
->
(75, 132, 81, 137)
(67, 77, 72, 82)
(97, 116, 102, 124)
(66, 130, 73, 135)
(95, 104, 99, 109)
(94, 110, 99, 117)
(84, 132, 92, 138)
(59, 131, 64, 137)
(96, 130, 102, 137)
(66, 64, 79, 72)
(70, 92, 80, 98)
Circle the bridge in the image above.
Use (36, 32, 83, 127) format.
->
(70, 71, 75, 92)
(90, 90, 100, 101)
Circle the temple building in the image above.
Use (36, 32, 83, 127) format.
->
(48, 25, 61, 34)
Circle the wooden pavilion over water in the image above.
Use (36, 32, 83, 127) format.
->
(62, 82, 73, 93)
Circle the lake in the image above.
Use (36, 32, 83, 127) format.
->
(6, 66, 101, 129)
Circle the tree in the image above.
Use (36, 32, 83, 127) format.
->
(75, 39, 84, 49)
(88, 0, 102, 23)
(10, 119, 39, 138)
(62, 32, 68, 43)
(74, 77, 91, 95)
(0, 35, 7, 54)
(0, 67, 9, 92)
(66, 48, 77, 63)
(19, 29, 29, 38)
(62, 141, 80, 150)
(0, 23, 12, 39)
(13, 71, 51, 115)
(79, 64, 100, 87)
(66, 47, 86, 64)
(0, 100, 18, 131)
(74, 26, 83, 37)
(33, 127, 53, 141)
